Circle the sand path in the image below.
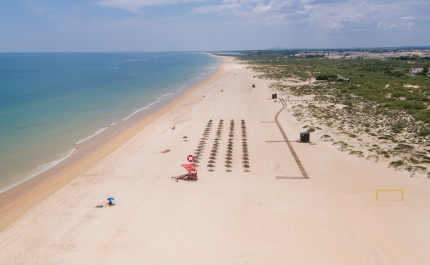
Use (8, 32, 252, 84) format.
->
(0, 57, 429, 264)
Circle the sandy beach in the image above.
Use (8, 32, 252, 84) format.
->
(1, 56, 430, 264)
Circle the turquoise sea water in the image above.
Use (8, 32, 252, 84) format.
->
(0, 52, 220, 193)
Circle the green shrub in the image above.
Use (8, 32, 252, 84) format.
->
(392, 123, 405, 133)
(386, 101, 426, 110)
(417, 127, 430, 136)
(394, 144, 414, 151)
(390, 160, 404, 167)
(343, 100, 353, 106)
(316, 74, 337, 80)
(415, 111, 430, 123)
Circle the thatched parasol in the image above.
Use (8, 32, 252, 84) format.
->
(207, 164, 214, 171)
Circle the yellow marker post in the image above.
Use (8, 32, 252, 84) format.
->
(376, 190, 404, 200)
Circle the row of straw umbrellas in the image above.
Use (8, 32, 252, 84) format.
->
(241, 119, 250, 171)
(193, 119, 213, 167)
(223, 119, 236, 171)
(207, 119, 224, 171)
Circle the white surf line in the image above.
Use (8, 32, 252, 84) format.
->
(0, 148, 76, 194)
(110, 122, 116, 126)
(122, 99, 163, 121)
(156, 92, 173, 100)
(76, 127, 108, 145)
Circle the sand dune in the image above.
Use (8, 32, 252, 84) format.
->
(0, 56, 429, 264)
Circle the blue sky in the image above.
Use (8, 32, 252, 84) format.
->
(1, 0, 429, 51)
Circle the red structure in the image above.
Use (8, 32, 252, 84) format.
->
(172, 156, 198, 181)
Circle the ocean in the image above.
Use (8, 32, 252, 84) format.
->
(0, 52, 220, 193)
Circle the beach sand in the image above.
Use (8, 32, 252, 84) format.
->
(0, 56, 430, 264)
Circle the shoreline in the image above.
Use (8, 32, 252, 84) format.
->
(0, 55, 224, 230)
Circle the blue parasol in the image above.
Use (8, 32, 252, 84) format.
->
(107, 197, 115, 201)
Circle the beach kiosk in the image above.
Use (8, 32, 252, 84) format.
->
(252, 84, 255, 88)
(300, 132, 310, 142)
(272, 93, 277, 99)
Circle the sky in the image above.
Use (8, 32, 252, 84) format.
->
(0, 0, 429, 52)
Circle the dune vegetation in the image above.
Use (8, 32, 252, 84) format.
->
(238, 51, 430, 177)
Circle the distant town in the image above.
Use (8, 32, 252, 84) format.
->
(293, 49, 430, 60)
(289, 49, 430, 75)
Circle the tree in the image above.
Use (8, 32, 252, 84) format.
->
(422, 66, 429, 76)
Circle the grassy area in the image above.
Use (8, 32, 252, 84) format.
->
(236, 51, 430, 176)
(238, 51, 430, 124)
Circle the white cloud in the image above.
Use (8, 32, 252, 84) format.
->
(190, 0, 430, 32)
(192, 3, 242, 14)
(377, 21, 397, 29)
(98, 0, 205, 12)
(407, 22, 415, 31)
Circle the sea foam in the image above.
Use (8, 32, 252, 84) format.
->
(0, 148, 75, 194)
(76, 127, 108, 145)
(122, 100, 162, 121)
(156, 92, 173, 100)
